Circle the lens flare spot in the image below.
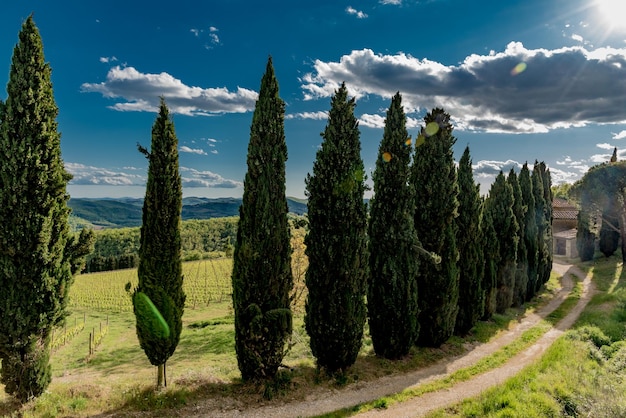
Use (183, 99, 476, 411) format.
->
(425, 122, 439, 137)
(405, 137, 412, 147)
(382, 152, 392, 163)
(511, 62, 527, 76)
(415, 134, 426, 147)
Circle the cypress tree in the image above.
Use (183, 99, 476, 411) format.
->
(368, 92, 420, 358)
(532, 161, 547, 295)
(411, 108, 459, 347)
(485, 172, 518, 314)
(539, 162, 553, 285)
(0, 15, 92, 401)
(577, 208, 596, 261)
(132, 98, 185, 389)
(481, 200, 499, 319)
(232, 57, 293, 380)
(507, 168, 528, 307)
(304, 83, 368, 372)
(519, 163, 538, 301)
(454, 146, 484, 335)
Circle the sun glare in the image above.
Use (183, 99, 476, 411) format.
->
(594, 0, 626, 31)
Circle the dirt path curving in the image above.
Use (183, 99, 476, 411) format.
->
(196, 260, 592, 418)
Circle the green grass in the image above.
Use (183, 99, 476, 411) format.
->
(425, 255, 626, 417)
(0, 259, 585, 418)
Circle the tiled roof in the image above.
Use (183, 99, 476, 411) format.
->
(553, 197, 577, 209)
(554, 209, 578, 220)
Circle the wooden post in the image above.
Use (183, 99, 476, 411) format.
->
(89, 332, 92, 355)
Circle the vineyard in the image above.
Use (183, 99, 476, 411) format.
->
(69, 258, 234, 312)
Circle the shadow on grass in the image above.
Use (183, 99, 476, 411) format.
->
(0, 397, 21, 417)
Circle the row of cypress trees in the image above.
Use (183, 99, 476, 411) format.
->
(233, 58, 554, 379)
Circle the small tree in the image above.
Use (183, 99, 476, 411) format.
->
(132, 98, 185, 389)
(232, 57, 293, 380)
(454, 146, 484, 335)
(577, 208, 596, 261)
(304, 82, 368, 372)
(519, 163, 538, 301)
(368, 92, 420, 358)
(0, 15, 92, 401)
(411, 108, 459, 347)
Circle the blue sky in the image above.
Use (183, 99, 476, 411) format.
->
(2, 0, 626, 199)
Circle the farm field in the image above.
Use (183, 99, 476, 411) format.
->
(3, 255, 625, 417)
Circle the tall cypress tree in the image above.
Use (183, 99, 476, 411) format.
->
(532, 161, 549, 293)
(481, 200, 499, 319)
(0, 16, 92, 401)
(599, 199, 620, 257)
(232, 57, 293, 380)
(411, 108, 459, 347)
(485, 172, 518, 314)
(519, 163, 538, 301)
(132, 98, 185, 389)
(454, 146, 484, 335)
(539, 162, 553, 285)
(304, 83, 368, 372)
(507, 168, 528, 307)
(368, 92, 420, 358)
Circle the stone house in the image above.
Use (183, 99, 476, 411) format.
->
(552, 197, 579, 258)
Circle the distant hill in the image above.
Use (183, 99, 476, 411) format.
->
(68, 197, 308, 229)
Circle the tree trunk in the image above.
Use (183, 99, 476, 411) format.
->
(156, 364, 164, 389)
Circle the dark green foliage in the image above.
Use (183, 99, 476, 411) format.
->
(232, 57, 293, 380)
(368, 92, 420, 357)
(485, 172, 518, 314)
(507, 169, 528, 307)
(411, 108, 459, 347)
(519, 163, 538, 301)
(532, 161, 548, 294)
(570, 161, 626, 263)
(599, 202, 620, 257)
(481, 202, 499, 319)
(577, 209, 596, 261)
(133, 98, 185, 388)
(533, 161, 552, 290)
(0, 16, 90, 402)
(454, 146, 484, 335)
(304, 83, 368, 371)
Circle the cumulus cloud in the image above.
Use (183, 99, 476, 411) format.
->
(346, 6, 368, 18)
(301, 42, 626, 133)
(359, 113, 421, 129)
(180, 167, 242, 188)
(472, 159, 522, 178)
(286, 111, 328, 120)
(596, 142, 615, 150)
(180, 146, 207, 155)
(65, 162, 145, 186)
(81, 66, 257, 115)
(613, 130, 626, 139)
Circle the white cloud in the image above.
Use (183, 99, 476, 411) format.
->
(359, 112, 422, 129)
(65, 162, 145, 186)
(211, 150, 218, 154)
(301, 42, 626, 133)
(380, 0, 402, 4)
(180, 167, 242, 188)
(571, 34, 584, 42)
(180, 146, 207, 155)
(286, 111, 328, 120)
(81, 66, 258, 115)
(613, 130, 626, 139)
(596, 142, 614, 150)
(346, 6, 368, 18)
(99, 56, 118, 63)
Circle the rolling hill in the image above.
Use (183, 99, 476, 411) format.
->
(68, 197, 308, 229)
